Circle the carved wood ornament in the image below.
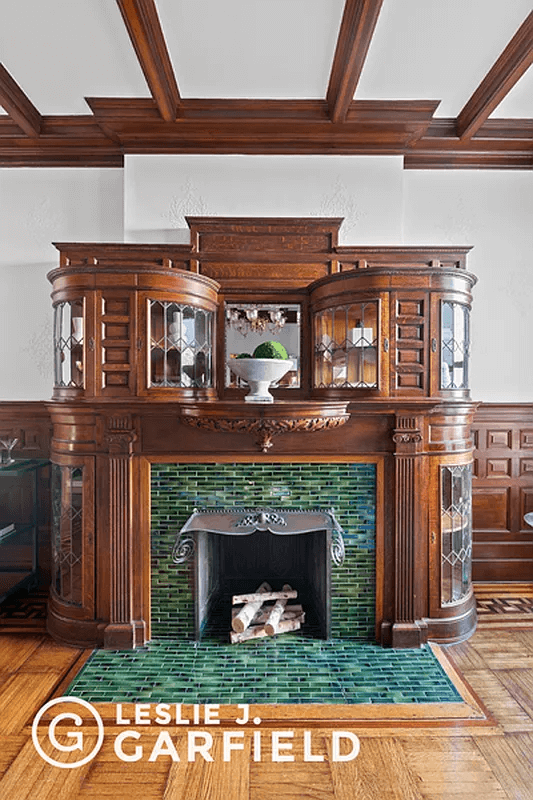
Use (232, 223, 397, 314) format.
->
(180, 410, 350, 452)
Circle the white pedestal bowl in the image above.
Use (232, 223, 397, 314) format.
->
(229, 358, 293, 403)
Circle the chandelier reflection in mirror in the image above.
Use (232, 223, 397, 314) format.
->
(226, 304, 289, 337)
(225, 303, 301, 389)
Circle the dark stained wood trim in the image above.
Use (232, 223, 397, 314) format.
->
(115, 0, 181, 122)
(424, 118, 533, 140)
(0, 98, 530, 168)
(0, 115, 124, 167)
(404, 151, 533, 170)
(326, 0, 385, 123)
(0, 63, 42, 138)
(90, 100, 438, 155)
(456, 12, 533, 139)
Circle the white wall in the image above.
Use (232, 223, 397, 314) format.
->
(124, 155, 404, 244)
(0, 158, 531, 402)
(0, 169, 123, 400)
(403, 171, 533, 403)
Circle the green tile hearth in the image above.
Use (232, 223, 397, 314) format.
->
(67, 639, 461, 705)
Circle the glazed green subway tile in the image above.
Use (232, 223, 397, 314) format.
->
(67, 638, 461, 705)
(151, 461, 377, 640)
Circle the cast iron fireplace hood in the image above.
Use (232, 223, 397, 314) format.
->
(172, 507, 346, 566)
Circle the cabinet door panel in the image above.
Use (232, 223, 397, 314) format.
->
(391, 293, 428, 396)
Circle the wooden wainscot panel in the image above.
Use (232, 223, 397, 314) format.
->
(520, 488, 533, 530)
(520, 458, 533, 477)
(0, 402, 52, 458)
(520, 429, 533, 449)
(486, 458, 512, 478)
(473, 487, 511, 532)
(472, 403, 533, 582)
(487, 429, 513, 449)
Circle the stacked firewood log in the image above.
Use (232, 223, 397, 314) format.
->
(230, 581, 305, 644)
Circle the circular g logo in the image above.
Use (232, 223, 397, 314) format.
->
(32, 697, 104, 768)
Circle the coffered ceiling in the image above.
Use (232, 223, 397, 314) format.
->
(0, 0, 532, 168)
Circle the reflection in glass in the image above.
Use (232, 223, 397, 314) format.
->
(225, 303, 301, 388)
(52, 464, 83, 606)
(53, 300, 84, 388)
(314, 302, 378, 388)
(441, 464, 472, 605)
(150, 301, 213, 388)
(441, 302, 470, 389)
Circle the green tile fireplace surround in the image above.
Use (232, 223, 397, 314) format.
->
(150, 461, 377, 642)
(66, 462, 464, 706)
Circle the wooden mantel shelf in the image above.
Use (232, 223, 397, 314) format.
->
(179, 400, 351, 452)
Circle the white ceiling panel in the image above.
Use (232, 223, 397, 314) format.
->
(0, 0, 150, 115)
(157, 0, 346, 98)
(491, 68, 533, 118)
(355, 0, 533, 117)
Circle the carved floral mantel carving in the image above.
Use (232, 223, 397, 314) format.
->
(179, 401, 350, 452)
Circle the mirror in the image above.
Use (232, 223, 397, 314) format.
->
(225, 303, 301, 388)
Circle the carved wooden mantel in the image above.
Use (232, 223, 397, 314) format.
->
(179, 401, 350, 452)
(46, 217, 477, 650)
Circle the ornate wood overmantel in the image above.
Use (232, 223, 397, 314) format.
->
(46, 217, 478, 649)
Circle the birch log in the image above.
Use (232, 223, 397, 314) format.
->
(232, 605, 303, 624)
(230, 613, 305, 644)
(231, 581, 271, 633)
(232, 588, 297, 604)
(264, 584, 292, 636)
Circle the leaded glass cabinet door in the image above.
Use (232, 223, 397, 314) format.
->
(440, 463, 472, 605)
(429, 295, 472, 397)
(51, 457, 94, 615)
(53, 299, 85, 393)
(440, 301, 470, 390)
(429, 456, 473, 614)
(312, 295, 389, 395)
(137, 294, 216, 398)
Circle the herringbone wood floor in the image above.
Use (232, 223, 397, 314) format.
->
(0, 586, 532, 799)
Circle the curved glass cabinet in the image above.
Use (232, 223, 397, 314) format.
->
(440, 464, 472, 605)
(51, 464, 84, 607)
(53, 300, 84, 389)
(149, 301, 214, 389)
(441, 302, 470, 390)
(314, 301, 378, 389)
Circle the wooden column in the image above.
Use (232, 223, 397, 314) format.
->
(391, 415, 428, 648)
(102, 416, 144, 648)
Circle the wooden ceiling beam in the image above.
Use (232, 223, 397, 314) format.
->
(456, 11, 533, 139)
(0, 64, 42, 138)
(0, 104, 529, 167)
(116, 0, 181, 121)
(326, 0, 384, 124)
